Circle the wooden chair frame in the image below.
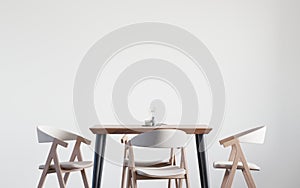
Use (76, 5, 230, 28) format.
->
(217, 126, 266, 188)
(37, 127, 92, 188)
(219, 138, 255, 188)
(124, 130, 190, 188)
(120, 135, 179, 188)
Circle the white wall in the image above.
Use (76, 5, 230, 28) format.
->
(1, 0, 300, 187)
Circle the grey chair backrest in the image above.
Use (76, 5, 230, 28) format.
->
(37, 126, 79, 143)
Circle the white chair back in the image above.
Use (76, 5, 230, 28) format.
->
(37, 126, 79, 143)
(130, 129, 187, 148)
(236, 126, 267, 144)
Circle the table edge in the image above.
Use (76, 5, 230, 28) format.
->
(90, 126, 212, 135)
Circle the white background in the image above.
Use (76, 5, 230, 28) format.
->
(1, 0, 300, 187)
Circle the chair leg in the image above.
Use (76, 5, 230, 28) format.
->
(63, 173, 70, 185)
(237, 144, 256, 188)
(55, 169, 66, 188)
(221, 169, 230, 188)
(80, 169, 90, 188)
(126, 169, 132, 188)
(38, 159, 52, 188)
(37, 169, 49, 188)
(131, 172, 138, 188)
(167, 179, 180, 188)
(185, 174, 191, 188)
(121, 166, 127, 188)
(178, 179, 182, 188)
(52, 154, 66, 188)
(221, 145, 240, 188)
(222, 168, 237, 188)
(242, 169, 256, 188)
(38, 152, 54, 188)
(175, 179, 179, 188)
(168, 179, 171, 188)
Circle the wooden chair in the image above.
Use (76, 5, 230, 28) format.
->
(120, 135, 178, 188)
(125, 129, 190, 188)
(37, 126, 93, 188)
(213, 126, 267, 188)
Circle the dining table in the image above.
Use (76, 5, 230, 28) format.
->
(90, 124, 212, 188)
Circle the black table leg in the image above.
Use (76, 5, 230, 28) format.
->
(195, 134, 209, 188)
(92, 134, 107, 188)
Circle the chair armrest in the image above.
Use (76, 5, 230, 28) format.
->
(219, 136, 238, 148)
(77, 136, 91, 145)
(121, 134, 129, 144)
(54, 138, 68, 148)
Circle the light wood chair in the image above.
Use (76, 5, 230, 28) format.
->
(124, 129, 190, 188)
(37, 126, 93, 188)
(120, 135, 178, 188)
(213, 126, 267, 188)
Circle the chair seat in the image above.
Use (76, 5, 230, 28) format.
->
(39, 161, 93, 170)
(124, 159, 169, 167)
(213, 161, 260, 171)
(136, 166, 186, 178)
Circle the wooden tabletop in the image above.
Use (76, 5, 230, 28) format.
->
(90, 124, 212, 134)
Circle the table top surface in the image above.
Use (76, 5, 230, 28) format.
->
(90, 124, 212, 134)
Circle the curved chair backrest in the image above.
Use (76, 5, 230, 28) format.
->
(130, 129, 187, 148)
(37, 126, 79, 143)
(238, 126, 267, 144)
(234, 126, 267, 144)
